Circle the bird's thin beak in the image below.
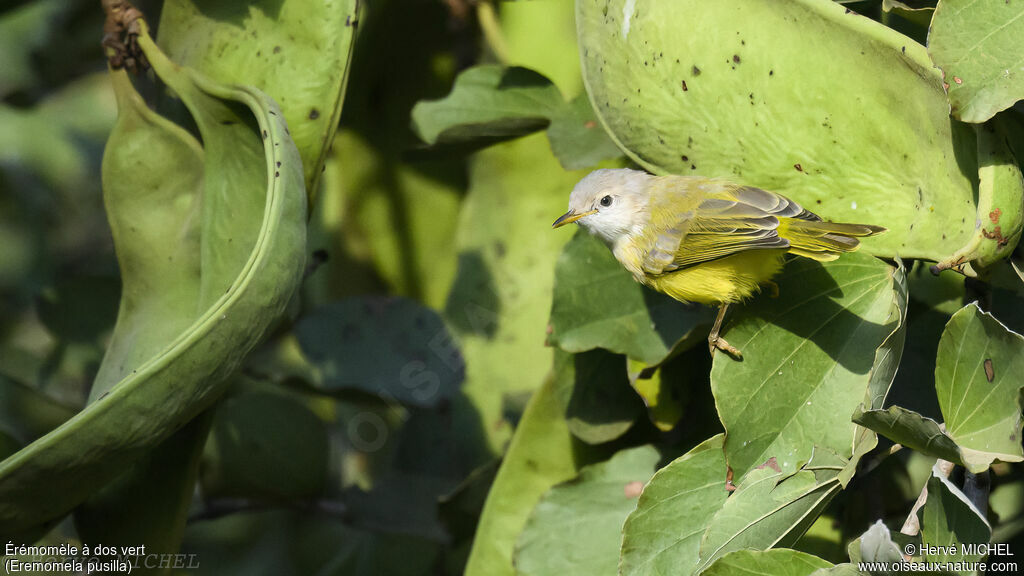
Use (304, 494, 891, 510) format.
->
(552, 209, 597, 229)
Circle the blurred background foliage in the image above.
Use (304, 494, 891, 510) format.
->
(1, 0, 1023, 575)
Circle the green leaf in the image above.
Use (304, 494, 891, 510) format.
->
(514, 446, 659, 576)
(411, 65, 565, 146)
(548, 230, 711, 366)
(200, 389, 327, 500)
(711, 253, 906, 479)
(703, 549, 833, 576)
(695, 456, 844, 573)
(295, 297, 463, 408)
(576, 0, 977, 261)
(855, 520, 905, 563)
(928, 0, 1024, 123)
(917, 471, 992, 573)
(936, 303, 1024, 472)
(546, 94, 623, 170)
(619, 435, 729, 576)
(852, 405, 963, 465)
(867, 257, 909, 409)
(552, 348, 644, 444)
(0, 22, 306, 539)
(463, 374, 603, 576)
(158, 0, 360, 194)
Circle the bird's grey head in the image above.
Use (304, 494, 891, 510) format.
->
(552, 168, 651, 244)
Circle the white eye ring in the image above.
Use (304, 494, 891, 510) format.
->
(600, 195, 613, 207)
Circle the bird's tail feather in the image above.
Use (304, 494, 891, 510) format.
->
(778, 218, 887, 262)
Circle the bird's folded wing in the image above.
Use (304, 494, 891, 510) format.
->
(641, 181, 811, 275)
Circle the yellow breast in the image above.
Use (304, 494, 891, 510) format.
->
(617, 240, 786, 305)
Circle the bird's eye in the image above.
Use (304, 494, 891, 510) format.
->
(600, 195, 613, 207)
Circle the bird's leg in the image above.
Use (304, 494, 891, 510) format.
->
(708, 304, 742, 359)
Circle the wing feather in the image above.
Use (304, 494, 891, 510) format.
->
(640, 179, 810, 275)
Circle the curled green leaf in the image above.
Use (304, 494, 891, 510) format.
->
(157, 0, 360, 196)
(0, 21, 306, 539)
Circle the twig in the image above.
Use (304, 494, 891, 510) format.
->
(101, 0, 148, 73)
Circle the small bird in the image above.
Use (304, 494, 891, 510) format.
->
(553, 168, 886, 358)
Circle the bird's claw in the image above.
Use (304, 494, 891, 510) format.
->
(709, 336, 743, 360)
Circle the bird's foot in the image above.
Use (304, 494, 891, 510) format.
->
(763, 280, 780, 298)
(708, 336, 743, 360)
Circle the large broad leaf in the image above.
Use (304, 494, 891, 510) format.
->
(619, 435, 729, 576)
(295, 297, 463, 408)
(935, 303, 1024, 472)
(514, 446, 659, 576)
(917, 469, 991, 573)
(576, 0, 977, 260)
(463, 375, 603, 576)
(548, 230, 710, 366)
(928, 0, 1024, 123)
(158, 0, 359, 194)
(703, 549, 833, 576)
(0, 21, 306, 540)
(711, 253, 906, 479)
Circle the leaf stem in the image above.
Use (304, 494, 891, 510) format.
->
(477, 1, 510, 65)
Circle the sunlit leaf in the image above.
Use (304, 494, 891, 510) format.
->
(619, 435, 728, 576)
(711, 253, 905, 479)
(928, 0, 1024, 123)
(935, 303, 1024, 472)
(158, 0, 360, 194)
(695, 457, 843, 573)
(917, 470, 991, 574)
